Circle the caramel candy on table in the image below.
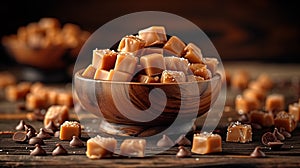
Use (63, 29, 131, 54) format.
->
(274, 111, 296, 132)
(120, 139, 146, 157)
(114, 53, 138, 74)
(137, 75, 160, 83)
(242, 88, 266, 102)
(256, 73, 273, 90)
(86, 135, 117, 159)
(265, 94, 285, 113)
(161, 70, 186, 83)
(204, 57, 219, 76)
(59, 121, 81, 140)
(82, 65, 96, 79)
(249, 110, 274, 127)
(107, 70, 132, 82)
(57, 92, 73, 107)
(47, 89, 58, 105)
(0, 71, 16, 89)
(235, 95, 261, 115)
(163, 36, 186, 57)
(183, 43, 203, 63)
(92, 49, 117, 71)
(5, 82, 31, 102)
(25, 93, 46, 110)
(226, 121, 252, 143)
(191, 132, 222, 154)
(138, 26, 167, 47)
(44, 105, 69, 127)
(140, 53, 166, 76)
(289, 103, 300, 122)
(94, 69, 110, 80)
(164, 56, 189, 74)
(189, 64, 212, 80)
(118, 35, 145, 53)
(231, 70, 250, 90)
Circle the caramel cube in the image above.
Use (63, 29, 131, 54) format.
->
(231, 70, 250, 90)
(86, 135, 117, 159)
(107, 70, 132, 82)
(118, 35, 145, 53)
(26, 93, 47, 110)
(226, 121, 252, 143)
(82, 65, 96, 79)
(0, 72, 16, 89)
(265, 94, 285, 112)
(136, 48, 164, 57)
(59, 121, 81, 140)
(274, 111, 296, 132)
(93, 50, 117, 71)
(120, 139, 146, 157)
(47, 89, 58, 105)
(161, 70, 186, 83)
(94, 69, 110, 80)
(191, 132, 222, 154)
(5, 82, 31, 101)
(183, 43, 203, 63)
(137, 75, 160, 83)
(138, 26, 167, 46)
(289, 103, 300, 122)
(204, 57, 219, 76)
(163, 36, 186, 57)
(114, 53, 138, 74)
(257, 73, 273, 90)
(92, 49, 110, 68)
(189, 64, 212, 80)
(57, 92, 73, 107)
(243, 88, 265, 102)
(235, 95, 261, 114)
(249, 110, 274, 127)
(44, 105, 69, 127)
(164, 56, 189, 74)
(140, 53, 166, 76)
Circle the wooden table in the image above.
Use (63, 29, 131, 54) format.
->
(0, 62, 300, 167)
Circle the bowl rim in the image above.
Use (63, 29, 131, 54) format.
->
(74, 69, 221, 86)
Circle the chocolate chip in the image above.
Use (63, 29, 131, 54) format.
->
(30, 144, 46, 156)
(70, 136, 84, 147)
(273, 128, 285, 141)
(26, 128, 36, 139)
(261, 132, 277, 146)
(29, 137, 45, 145)
(176, 146, 192, 158)
(175, 135, 191, 146)
(279, 127, 292, 138)
(36, 128, 51, 139)
(251, 123, 262, 130)
(15, 120, 26, 131)
(12, 131, 27, 143)
(267, 141, 284, 150)
(52, 144, 68, 156)
(44, 121, 58, 132)
(156, 134, 175, 147)
(24, 124, 36, 134)
(250, 146, 266, 158)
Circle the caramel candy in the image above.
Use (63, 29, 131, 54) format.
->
(265, 94, 285, 112)
(140, 53, 166, 76)
(137, 75, 160, 83)
(114, 52, 138, 74)
(289, 103, 300, 122)
(136, 48, 164, 57)
(243, 88, 265, 102)
(226, 121, 252, 143)
(118, 35, 145, 52)
(235, 95, 261, 114)
(183, 43, 203, 63)
(161, 70, 186, 83)
(204, 57, 219, 76)
(0, 72, 16, 89)
(25, 93, 46, 110)
(44, 105, 69, 127)
(138, 26, 167, 46)
(82, 65, 96, 79)
(191, 132, 222, 154)
(94, 69, 110, 80)
(5, 82, 31, 102)
(187, 75, 204, 82)
(163, 36, 186, 57)
(256, 73, 273, 90)
(274, 111, 296, 132)
(59, 121, 81, 140)
(120, 139, 146, 157)
(57, 92, 73, 107)
(164, 56, 189, 74)
(231, 70, 250, 90)
(86, 135, 117, 159)
(47, 89, 58, 105)
(107, 70, 132, 82)
(92, 49, 117, 70)
(189, 64, 212, 80)
(249, 110, 274, 127)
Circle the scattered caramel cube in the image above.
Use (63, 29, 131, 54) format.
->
(204, 57, 219, 76)
(226, 121, 252, 143)
(163, 36, 186, 57)
(94, 69, 110, 80)
(118, 35, 145, 52)
(86, 135, 117, 159)
(274, 111, 296, 132)
(138, 26, 167, 46)
(164, 56, 189, 74)
(235, 95, 261, 114)
(183, 43, 203, 63)
(92, 49, 117, 71)
(107, 70, 132, 82)
(243, 88, 265, 102)
(231, 70, 250, 90)
(265, 94, 285, 112)
(5, 82, 31, 101)
(114, 52, 138, 74)
(140, 53, 166, 76)
(256, 73, 273, 90)
(82, 65, 96, 79)
(137, 75, 160, 83)
(44, 105, 69, 127)
(120, 139, 146, 157)
(161, 70, 186, 83)
(26, 93, 47, 110)
(47, 89, 58, 105)
(249, 110, 274, 127)
(57, 92, 73, 107)
(289, 103, 300, 122)
(191, 132, 222, 154)
(189, 64, 212, 80)
(0, 72, 16, 89)
(59, 121, 81, 140)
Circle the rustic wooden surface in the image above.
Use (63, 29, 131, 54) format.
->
(0, 62, 300, 168)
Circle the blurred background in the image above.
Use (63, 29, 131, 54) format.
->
(0, 0, 299, 72)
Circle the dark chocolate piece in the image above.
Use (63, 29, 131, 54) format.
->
(12, 131, 27, 143)
(176, 146, 192, 158)
(26, 128, 36, 139)
(279, 127, 292, 138)
(69, 136, 84, 147)
(273, 128, 285, 141)
(175, 135, 191, 146)
(30, 144, 46, 156)
(29, 137, 45, 145)
(45, 121, 58, 132)
(52, 144, 68, 156)
(261, 132, 277, 146)
(156, 134, 175, 147)
(36, 128, 51, 139)
(267, 141, 284, 150)
(15, 120, 26, 131)
(24, 124, 36, 134)
(250, 146, 266, 158)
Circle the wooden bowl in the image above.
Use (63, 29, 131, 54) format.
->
(74, 70, 222, 136)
